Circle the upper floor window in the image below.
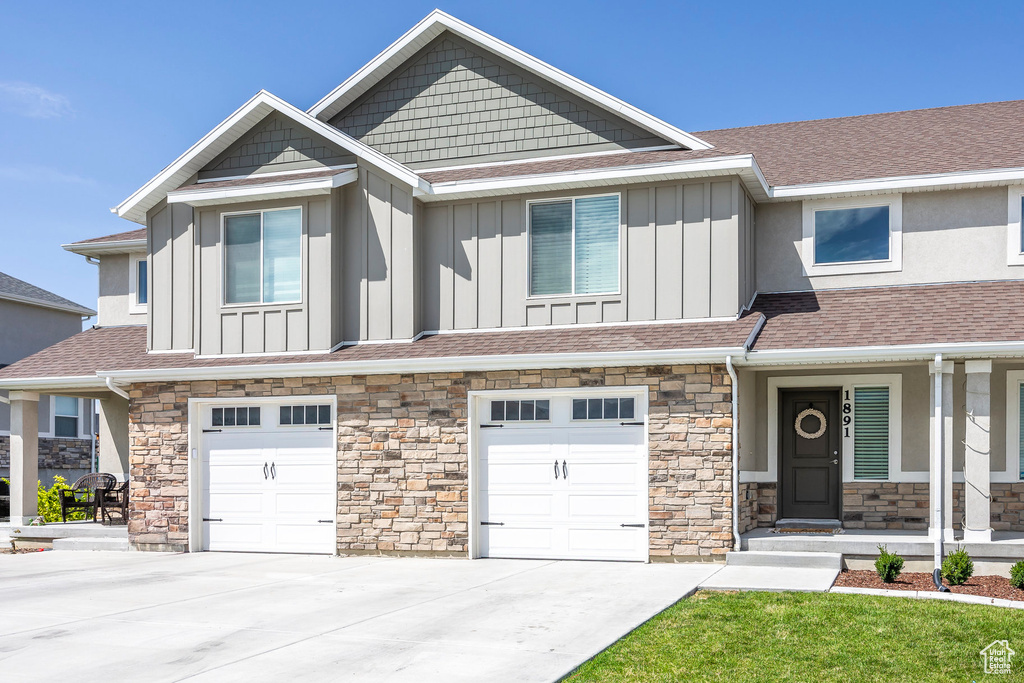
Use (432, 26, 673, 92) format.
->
(529, 194, 619, 297)
(53, 396, 80, 438)
(129, 254, 147, 314)
(223, 207, 302, 305)
(1006, 188, 1024, 266)
(800, 195, 902, 276)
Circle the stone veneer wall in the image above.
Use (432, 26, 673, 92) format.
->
(738, 482, 777, 532)
(0, 435, 93, 473)
(127, 365, 735, 557)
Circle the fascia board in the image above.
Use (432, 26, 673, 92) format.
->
(770, 166, 1024, 200)
(166, 169, 359, 206)
(62, 239, 147, 257)
(96, 346, 749, 383)
(422, 155, 769, 201)
(308, 10, 713, 151)
(0, 376, 108, 392)
(744, 341, 1024, 366)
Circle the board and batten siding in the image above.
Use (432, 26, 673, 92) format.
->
(148, 201, 195, 352)
(419, 179, 750, 332)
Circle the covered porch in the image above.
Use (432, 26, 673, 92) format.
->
(3, 383, 130, 525)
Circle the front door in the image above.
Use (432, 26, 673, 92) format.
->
(779, 389, 841, 520)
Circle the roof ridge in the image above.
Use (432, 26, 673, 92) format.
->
(0, 271, 95, 315)
(694, 98, 1024, 136)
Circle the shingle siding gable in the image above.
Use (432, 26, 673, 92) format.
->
(202, 113, 355, 176)
(330, 34, 669, 166)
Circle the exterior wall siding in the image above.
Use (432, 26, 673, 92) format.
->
(0, 435, 93, 487)
(419, 179, 745, 333)
(330, 34, 667, 167)
(126, 364, 735, 558)
(757, 186, 1017, 293)
(200, 112, 355, 179)
(148, 201, 195, 351)
(96, 254, 146, 327)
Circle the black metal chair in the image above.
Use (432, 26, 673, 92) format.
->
(58, 473, 116, 522)
(0, 479, 9, 519)
(98, 481, 129, 525)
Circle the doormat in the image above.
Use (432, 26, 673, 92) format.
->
(769, 527, 844, 535)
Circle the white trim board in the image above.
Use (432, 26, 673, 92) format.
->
(308, 10, 713, 152)
(743, 373, 910, 484)
(1007, 185, 1024, 267)
(128, 253, 148, 315)
(1003, 371, 1024, 484)
(167, 169, 358, 207)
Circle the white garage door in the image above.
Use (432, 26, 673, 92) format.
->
(478, 394, 648, 562)
(200, 402, 336, 554)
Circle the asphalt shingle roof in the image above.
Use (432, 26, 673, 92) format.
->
(0, 271, 95, 316)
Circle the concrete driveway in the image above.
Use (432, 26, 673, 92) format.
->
(0, 552, 719, 682)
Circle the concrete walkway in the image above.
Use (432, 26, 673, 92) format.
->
(0, 552, 719, 683)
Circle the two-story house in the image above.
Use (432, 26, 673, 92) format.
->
(0, 271, 96, 501)
(3, 11, 1024, 567)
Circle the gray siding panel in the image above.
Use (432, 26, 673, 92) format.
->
(366, 172, 392, 340)
(682, 183, 711, 318)
(307, 198, 332, 348)
(710, 181, 739, 317)
(421, 205, 448, 332)
(500, 200, 526, 327)
(655, 185, 683, 320)
(477, 202, 502, 328)
(391, 186, 415, 339)
(170, 203, 194, 350)
(342, 180, 365, 341)
(626, 188, 655, 321)
(453, 204, 477, 330)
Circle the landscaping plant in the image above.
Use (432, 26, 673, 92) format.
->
(941, 547, 975, 585)
(874, 544, 904, 583)
(1010, 560, 1024, 590)
(1, 476, 87, 523)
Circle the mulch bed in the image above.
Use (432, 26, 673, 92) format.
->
(834, 570, 1024, 601)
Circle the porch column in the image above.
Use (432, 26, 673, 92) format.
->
(964, 360, 993, 542)
(98, 394, 130, 480)
(929, 360, 955, 541)
(9, 391, 39, 524)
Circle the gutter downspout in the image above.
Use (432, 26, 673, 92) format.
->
(104, 376, 130, 401)
(89, 399, 97, 474)
(726, 355, 741, 552)
(932, 354, 950, 592)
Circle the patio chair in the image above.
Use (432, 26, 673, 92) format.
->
(98, 481, 129, 525)
(0, 479, 9, 519)
(58, 473, 116, 523)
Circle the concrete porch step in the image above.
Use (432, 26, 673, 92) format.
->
(9, 523, 127, 541)
(52, 537, 130, 552)
(725, 550, 844, 571)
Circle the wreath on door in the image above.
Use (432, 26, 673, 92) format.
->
(794, 407, 827, 440)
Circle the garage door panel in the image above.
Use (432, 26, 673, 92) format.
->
(482, 461, 557, 487)
(271, 463, 336, 485)
(274, 493, 336, 515)
(273, 523, 335, 552)
(483, 526, 554, 553)
(567, 527, 643, 554)
(483, 493, 554, 517)
(206, 522, 265, 549)
(206, 492, 265, 514)
(565, 461, 639, 486)
(567, 493, 640, 518)
(206, 465, 267, 487)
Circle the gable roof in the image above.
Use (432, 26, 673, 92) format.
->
(696, 99, 1024, 190)
(308, 10, 712, 152)
(113, 90, 427, 225)
(0, 271, 95, 317)
(63, 227, 147, 257)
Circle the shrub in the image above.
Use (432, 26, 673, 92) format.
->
(874, 544, 905, 583)
(1, 476, 87, 523)
(942, 547, 975, 586)
(1010, 561, 1024, 590)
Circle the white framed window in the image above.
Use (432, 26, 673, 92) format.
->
(211, 406, 261, 428)
(571, 396, 636, 421)
(800, 194, 902, 276)
(1006, 187, 1024, 266)
(53, 396, 81, 438)
(1002, 371, 1024, 481)
(128, 253, 148, 314)
(489, 399, 550, 422)
(222, 206, 302, 306)
(528, 193, 620, 297)
(279, 404, 332, 426)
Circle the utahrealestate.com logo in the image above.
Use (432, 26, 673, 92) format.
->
(981, 640, 1015, 675)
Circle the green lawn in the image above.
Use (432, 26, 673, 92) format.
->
(567, 591, 1024, 682)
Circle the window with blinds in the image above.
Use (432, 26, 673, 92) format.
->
(854, 386, 889, 479)
(529, 195, 619, 296)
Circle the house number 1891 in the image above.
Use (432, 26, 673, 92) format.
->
(842, 390, 852, 437)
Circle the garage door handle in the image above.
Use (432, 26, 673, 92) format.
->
(263, 462, 269, 480)
(318, 426, 333, 431)
(480, 424, 503, 429)
(317, 519, 333, 524)
(620, 421, 645, 426)
(203, 518, 223, 522)
(621, 523, 646, 528)
(271, 462, 277, 479)
(554, 460, 559, 479)
(562, 460, 568, 479)
(480, 521, 504, 526)
(203, 429, 222, 433)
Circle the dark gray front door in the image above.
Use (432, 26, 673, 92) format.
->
(779, 389, 841, 520)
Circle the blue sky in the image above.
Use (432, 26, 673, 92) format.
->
(2, 0, 1022, 318)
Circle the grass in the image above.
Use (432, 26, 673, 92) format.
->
(566, 591, 1024, 682)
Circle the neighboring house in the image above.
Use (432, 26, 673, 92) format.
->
(0, 271, 96, 490)
(2, 11, 1024, 563)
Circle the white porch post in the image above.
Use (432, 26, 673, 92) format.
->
(9, 391, 39, 524)
(929, 360, 955, 541)
(964, 360, 993, 542)
(98, 394, 130, 481)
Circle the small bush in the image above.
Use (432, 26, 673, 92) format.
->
(874, 544, 905, 583)
(1, 476, 86, 523)
(1010, 561, 1024, 590)
(942, 547, 975, 585)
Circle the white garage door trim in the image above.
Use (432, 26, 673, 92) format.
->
(186, 396, 338, 554)
(468, 387, 650, 562)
